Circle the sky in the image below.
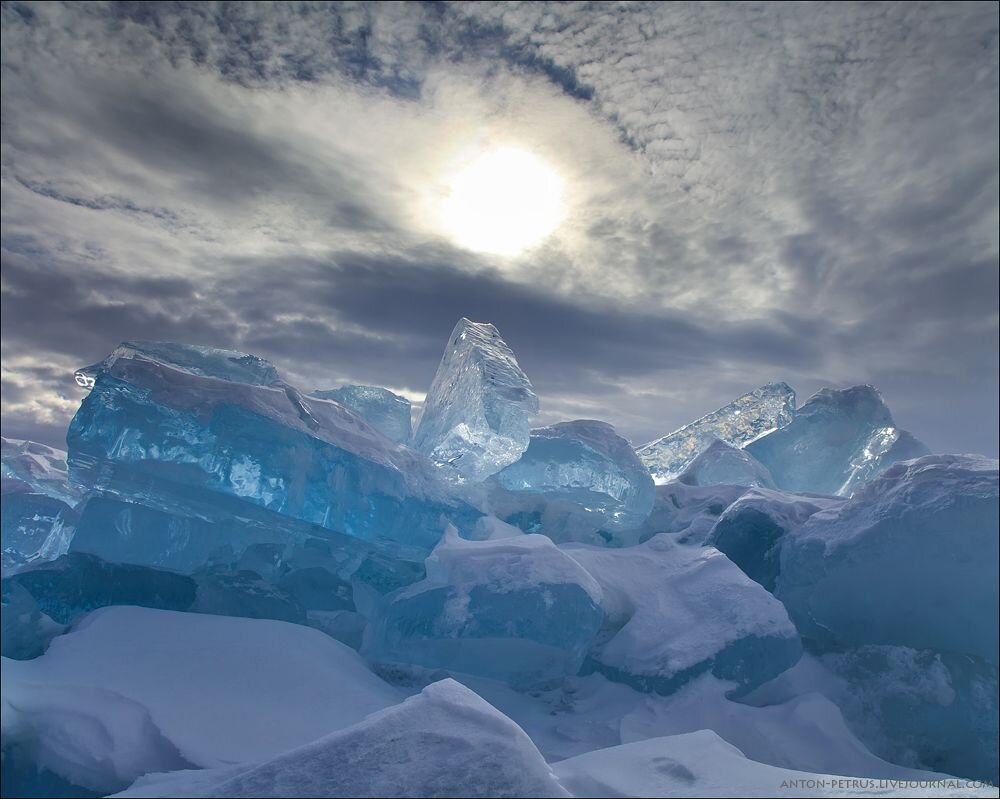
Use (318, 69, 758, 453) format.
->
(1, 1, 998, 456)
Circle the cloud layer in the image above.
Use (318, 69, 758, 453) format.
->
(2, 1, 997, 455)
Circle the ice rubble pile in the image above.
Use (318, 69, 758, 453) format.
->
(2, 318, 998, 798)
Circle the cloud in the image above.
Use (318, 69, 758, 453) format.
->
(1, 1, 997, 456)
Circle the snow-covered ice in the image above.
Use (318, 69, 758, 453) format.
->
(115, 679, 569, 798)
(365, 526, 603, 687)
(1, 606, 402, 793)
(565, 535, 801, 697)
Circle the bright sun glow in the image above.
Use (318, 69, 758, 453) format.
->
(441, 147, 564, 257)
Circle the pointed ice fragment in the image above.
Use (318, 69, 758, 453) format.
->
(311, 385, 412, 444)
(637, 383, 796, 484)
(413, 318, 538, 483)
(746, 385, 930, 496)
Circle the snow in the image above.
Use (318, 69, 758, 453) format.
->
(553, 729, 997, 798)
(1, 606, 401, 793)
(413, 318, 538, 483)
(115, 679, 568, 798)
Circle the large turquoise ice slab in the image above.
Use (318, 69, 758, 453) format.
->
(747, 385, 930, 496)
(365, 527, 603, 687)
(777, 454, 999, 662)
(67, 342, 476, 554)
(311, 385, 412, 444)
(637, 383, 796, 484)
(413, 319, 538, 483)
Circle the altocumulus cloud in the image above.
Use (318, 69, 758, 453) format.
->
(1, 1, 997, 454)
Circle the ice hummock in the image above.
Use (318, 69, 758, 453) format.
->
(493, 420, 655, 538)
(565, 535, 802, 697)
(413, 318, 538, 483)
(311, 385, 412, 444)
(637, 383, 796, 484)
(365, 526, 603, 687)
(777, 454, 999, 663)
(678, 438, 776, 489)
(706, 488, 843, 591)
(746, 385, 930, 496)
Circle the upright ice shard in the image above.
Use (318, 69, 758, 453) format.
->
(746, 385, 930, 496)
(413, 318, 538, 483)
(311, 385, 412, 444)
(637, 383, 796, 484)
(66, 341, 478, 569)
(678, 438, 776, 489)
(493, 420, 655, 540)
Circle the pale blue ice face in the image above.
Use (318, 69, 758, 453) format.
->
(312, 385, 412, 444)
(747, 385, 929, 496)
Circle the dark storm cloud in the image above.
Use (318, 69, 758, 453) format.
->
(1, 1, 997, 457)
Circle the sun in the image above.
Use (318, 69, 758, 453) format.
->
(440, 147, 564, 257)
